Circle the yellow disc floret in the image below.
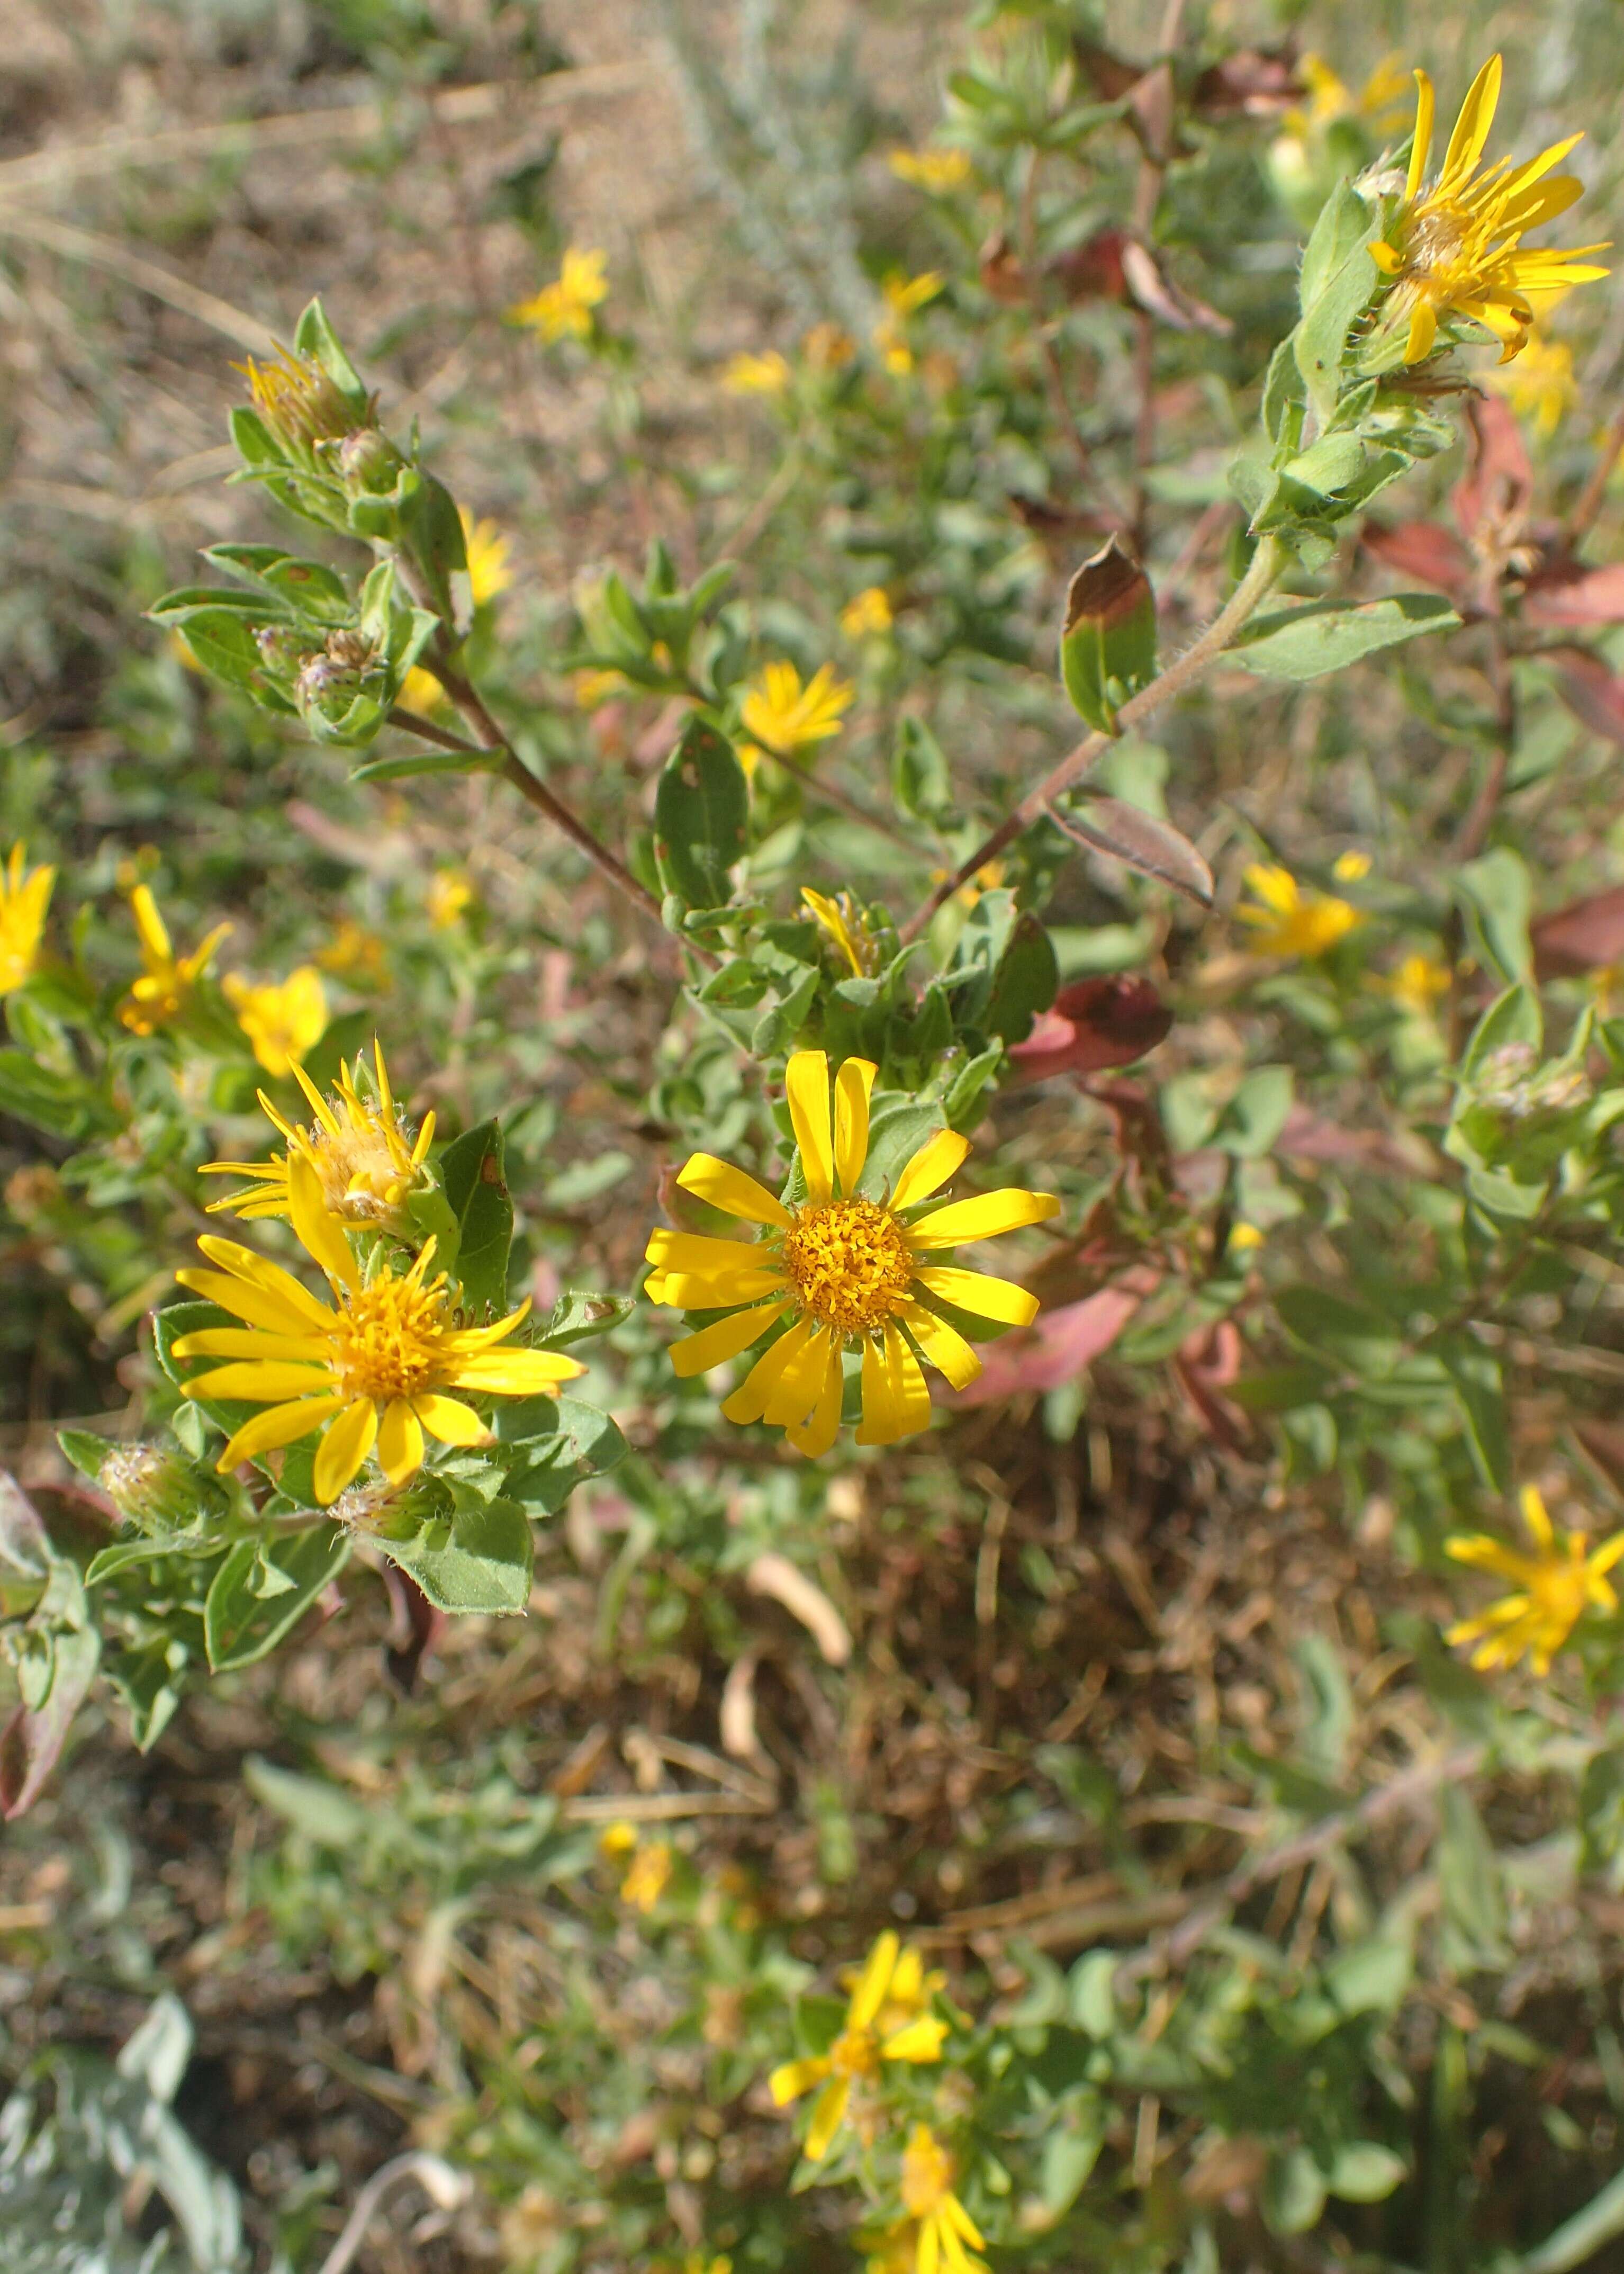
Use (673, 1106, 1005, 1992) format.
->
(779, 1200, 915, 1333)
(203, 1043, 433, 1229)
(327, 1273, 448, 1405)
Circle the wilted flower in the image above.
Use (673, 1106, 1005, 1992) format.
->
(173, 1152, 583, 1504)
(0, 842, 55, 995)
(770, 1932, 949, 2159)
(1368, 56, 1609, 365)
(510, 248, 609, 343)
(223, 967, 329, 1078)
(201, 1041, 434, 1229)
(1447, 1485, 1624, 1675)
(1237, 864, 1361, 959)
(118, 886, 231, 1036)
(646, 1050, 1058, 1454)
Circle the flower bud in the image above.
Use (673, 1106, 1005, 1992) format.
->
(334, 425, 405, 496)
(240, 347, 367, 466)
(98, 1444, 218, 1532)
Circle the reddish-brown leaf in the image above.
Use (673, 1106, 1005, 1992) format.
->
(1120, 240, 1233, 337)
(1553, 649, 1624, 750)
(1452, 394, 1532, 540)
(1521, 562, 1624, 627)
(1361, 519, 1474, 600)
(1532, 884, 1624, 978)
(1047, 228, 1129, 303)
(945, 1274, 1160, 1406)
(1192, 47, 1303, 119)
(1008, 975, 1173, 1082)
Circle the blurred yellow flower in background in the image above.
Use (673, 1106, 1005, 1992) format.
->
(1370, 56, 1609, 365)
(1375, 952, 1452, 1017)
(0, 843, 55, 995)
(461, 509, 513, 608)
(510, 247, 608, 342)
(318, 919, 390, 991)
(802, 321, 857, 371)
(1447, 1485, 1624, 1675)
(888, 147, 972, 193)
(1486, 330, 1580, 435)
(118, 886, 230, 1036)
(427, 869, 475, 930)
(722, 350, 792, 397)
(1237, 865, 1360, 959)
(840, 587, 893, 640)
(1331, 850, 1372, 882)
(873, 272, 944, 376)
(897, 2123, 988, 2274)
(223, 966, 329, 1077)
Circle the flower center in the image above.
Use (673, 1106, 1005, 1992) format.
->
(304, 1121, 414, 1223)
(330, 1275, 448, 1403)
(1406, 199, 1476, 286)
(779, 1200, 915, 1334)
(828, 2026, 880, 2080)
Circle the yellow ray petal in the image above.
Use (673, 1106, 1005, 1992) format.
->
(175, 1269, 326, 1338)
(186, 1360, 333, 1402)
(906, 1189, 1060, 1249)
(648, 1268, 790, 1309)
(669, 1297, 792, 1377)
(919, 2215, 942, 2274)
(833, 1058, 876, 1197)
(764, 1322, 836, 1428)
(130, 885, 172, 964)
(880, 2014, 948, 2063)
(312, 1398, 379, 1504)
(891, 1128, 970, 1212)
(1438, 54, 1501, 195)
(804, 2074, 851, 2162)
(193, 1236, 332, 1322)
(377, 1398, 425, 1483)
(903, 1304, 982, 1391)
(676, 1152, 793, 1228)
(1403, 298, 1438, 362)
(787, 1340, 845, 1457)
(913, 1264, 1039, 1327)
(857, 1324, 932, 1445)
(413, 1392, 492, 1446)
(786, 1049, 834, 1204)
(849, 1931, 899, 2029)
(170, 1329, 329, 1363)
(944, 2197, 984, 2250)
(769, 2055, 831, 2106)
(216, 1395, 344, 1471)
(1520, 1484, 1553, 1547)
(646, 1227, 777, 1275)
(447, 1349, 585, 1391)
(723, 1314, 816, 1424)
(288, 1152, 360, 1291)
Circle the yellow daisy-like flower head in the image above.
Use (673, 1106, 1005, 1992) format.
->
(1375, 951, 1452, 1017)
(509, 247, 609, 343)
(646, 1051, 1059, 1455)
(1368, 56, 1609, 367)
(840, 587, 894, 641)
(1485, 329, 1579, 437)
(317, 918, 390, 991)
(739, 662, 854, 765)
(619, 1838, 673, 1913)
(722, 350, 793, 398)
(427, 868, 475, 930)
(769, 1932, 949, 2161)
(118, 886, 231, 1036)
(888, 148, 973, 194)
(800, 887, 876, 979)
(223, 966, 329, 1078)
(200, 1041, 434, 1230)
(1446, 1485, 1624, 1676)
(460, 509, 513, 609)
(173, 1152, 584, 1505)
(0, 843, 56, 996)
(898, 2124, 988, 2274)
(1237, 864, 1361, 960)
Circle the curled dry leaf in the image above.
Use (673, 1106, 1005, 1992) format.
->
(1050, 793, 1214, 906)
(1120, 240, 1233, 337)
(720, 1649, 763, 1761)
(745, 1551, 851, 1666)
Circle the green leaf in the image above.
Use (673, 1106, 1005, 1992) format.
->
(438, 1118, 513, 1313)
(856, 1099, 944, 1204)
(1233, 593, 1459, 680)
(0, 1050, 98, 1140)
(1455, 847, 1532, 983)
(540, 1290, 637, 1345)
(1040, 2114, 1104, 2215)
(496, 1395, 628, 1513)
(654, 716, 749, 908)
(1325, 2143, 1406, 2202)
(1460, 982, 1542, 1082)
(1298, 178, 1373, 316)
(1439, 1342, 1511, 1493)
(350, 745, 504, 784)
(245, 1754, 368, 1846)
(1261, 2146, 1328, 2237)
(397, 470, 468, 622)
(203, 1526, 350, 1673)
(375, 1494, 534, 1614)
(982, 911, 1058, 1044)
(1212, 1065, 1293, 1157)
(292, 296, 370, 410)
(1275, 1286, 1402, 1378)
(892, 716, 954, 821)
(1059, 538, 1157, 731)
(1294, 181, 1379, 422)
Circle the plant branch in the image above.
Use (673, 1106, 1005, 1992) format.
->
(1566, 400, 1624, 547)
(1126, 0, 1188, 551)
(385, 705, 495, 756)
(898, 533, 1285, 942)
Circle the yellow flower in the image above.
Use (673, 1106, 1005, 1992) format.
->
(0, 843, 55, 995)
(896, 2125, 988, 2274)
(722, 350, 792, 397)
(873, 272, 944, 377)
(1228, 1221, 1265, 1253)
(739, 662, 854, 766)
(927, 861, 1005, 914)
(1374, 952, 1452, 1017)
(769, 1932, 949, 2159)
(1369, 57, 1609, 366)
(172, 1151, 584, 1504)
(1486, 330, 1579, 437)
(840, 587, 894, 640)
(801, 887, 872, 979)
(620, 1839, 673, 1913)
(236, 344, 357, 461)
(427, 869, 475, 930)
(223, 966, 329, 1078)
(802, 322, 857, 372)
(1237, 864, 1361, 959)
(317, 919, 390, 991)
(645, 1050, 1059, 1454)
(461, 509, 512, 608)
(200, 1041, 434, 1229)
(118, 886, 231, 1036)
(509, 247, 609, 343)
(888, 147, 973, 193)
(1293, 50, 1409, 132)
(1446, 1485, 1624, 1676)
(398, 664, 447, 716)
(1331, 850, 1372, 883)
(573, 668, 626, 712)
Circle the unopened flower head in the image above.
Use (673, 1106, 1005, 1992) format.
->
(1367, 57, 1609, 366)
(98, 1444, 210, 1532)
(647, 1051, 1059, 1454)
(223, 966, 329, 1078)
(238, 345, 370, 466)
(769, 1931, 949, 2159)
(801, 886, 876, 979)
(173, 1151, 584, 1505)
(510, 247, 608, 343)
(739, 662, 854, 768)
(1237, 864, 1361, 959)
(1446, 1484, 1624, 1675)
(118, 886, 231, 1036)
(0, 842, 55, 995)
(202, 1041, 435, 1232)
